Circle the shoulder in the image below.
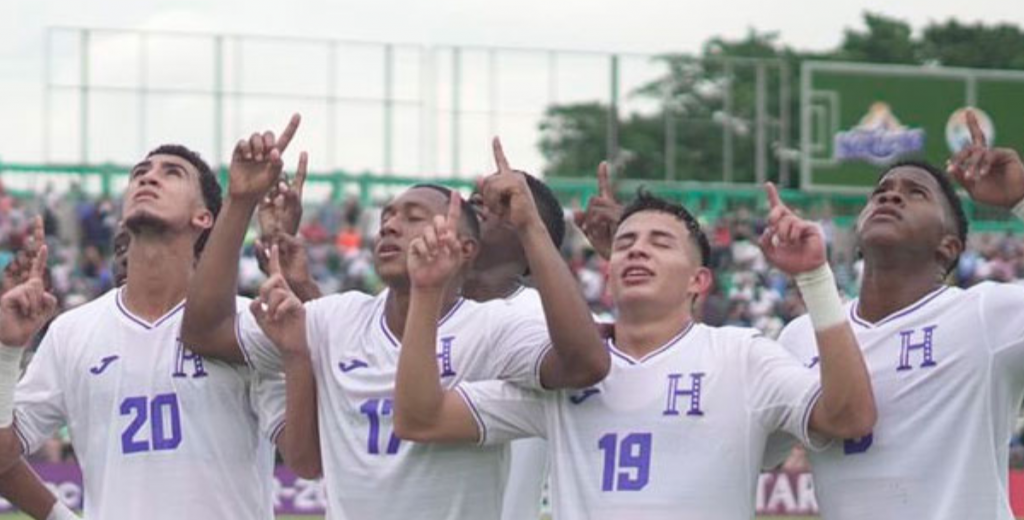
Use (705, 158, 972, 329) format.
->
(49, 289, 117, 332)
(306, 290, 378, 317)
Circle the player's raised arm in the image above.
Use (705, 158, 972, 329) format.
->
(250, 245, 322, 477)
(573, 161, 623, 261)
(181, 114, 301, 363)
(482, 139, 609, 389)
(393, 193, 481, 443)
(759, 183, 875, 439)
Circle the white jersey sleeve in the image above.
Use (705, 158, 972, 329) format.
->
(236, 308, 283, 375)
(744, 333, 828, 451)
(456, 380, 547, 446)
(251, 370, 286, 444)
(761, 315, 818, 468)
(977, 282, 1024, 358)
(484, 303, 554, 389)
(13, 323, 68, 455)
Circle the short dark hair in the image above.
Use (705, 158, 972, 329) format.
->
(409, 183, 481, 240)
(878, 160, 968, 271)
(518, 172, 566, 249)
(619, 189, 711, 267)
(146, 144, 222, 257)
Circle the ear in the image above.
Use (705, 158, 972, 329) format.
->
(935, 234, 963, 274)
(459, 236, 480, 268)
(687, 267, 714, 301)
(192, 208, 214, 234)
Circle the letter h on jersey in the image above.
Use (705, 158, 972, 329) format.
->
(173, 340, 208, 378)
(896, 325, 938, 372)
(663, 372, 706, 417)
(437, 336, 456, 378)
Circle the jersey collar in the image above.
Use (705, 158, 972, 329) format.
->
(850, 285, 949, 329)
(378, 291, 467, 348)
(115, 286, 186, 331)
(606, 321, 696, 366)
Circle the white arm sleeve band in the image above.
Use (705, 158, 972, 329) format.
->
(795, 264, 846, 331)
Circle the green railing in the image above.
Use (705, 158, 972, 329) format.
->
(1, 162, 1020, 233)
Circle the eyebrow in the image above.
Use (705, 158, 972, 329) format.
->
(649, 229, 680, 241)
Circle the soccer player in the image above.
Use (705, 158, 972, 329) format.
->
(392, 178, 876, 519)
(0, 220, 78, 520)
(181, 135, 608, 519)
(465, 167, 567, 520)
(0, 142, 289, 520)
(772, 111, 1024, 520)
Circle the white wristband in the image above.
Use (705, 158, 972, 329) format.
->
(46, 501, 79, 520)
(1012, 197, 1024, 222)
(795, 264, 846, 331)
(0, 345, 24, 428)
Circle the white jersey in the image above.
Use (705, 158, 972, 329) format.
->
(501, 286, 549, 520)
(776, 282, 1024, 520)
(236, 289, 552, 520)
(14, 288, 281, 520)
(458, 323, 825, 520)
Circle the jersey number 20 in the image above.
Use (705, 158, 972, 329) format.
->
(120, 393, 183, 454)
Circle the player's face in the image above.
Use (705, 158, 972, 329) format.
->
(122, 154, 210, 235)
(856, 166, 954, 255)
(607, 211, 706, 310)
(374, 187, 452, 286)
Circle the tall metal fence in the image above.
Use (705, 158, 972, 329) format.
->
(37, 26, 790, 183)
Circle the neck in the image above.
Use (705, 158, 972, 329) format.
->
(614, 302, 693, 359)
(463, 261, 524, 301)
(858, 252, 944, 323)
(122, 233, 194, 322)
(384, 284, 464, 341)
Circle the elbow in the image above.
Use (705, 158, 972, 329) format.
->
(824, 402, 877, 439)
(393, 414, 440, 443)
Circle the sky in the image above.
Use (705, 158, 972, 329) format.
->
(0, 0, 1020, 193)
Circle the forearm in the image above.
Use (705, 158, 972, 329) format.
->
(288, 278, 322, 303)
(798, 266, 876, 438)
(181, 197, 256, 349)
(280, 351, 322, 479)
(0, 458, 59, 519)
(521, 223, 609, 388)
(393, 288, 446, 437)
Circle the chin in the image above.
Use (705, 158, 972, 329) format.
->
(123, 211, 171, 235)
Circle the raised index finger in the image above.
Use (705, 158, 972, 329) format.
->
(268, 243, 283, 276)
(597, 161, 613, 199)
(294, 152, 309, 196)
(492, 137, 512, 175)
(30, 216, 45, 251)
(29, 244, 48, 281)
(966, 109, 987, 148)
(764, 182, 783, 210)
(276, 113, 302, 154)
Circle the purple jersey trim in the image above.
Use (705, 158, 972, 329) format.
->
(850, 286, 949, 329)
(606, 321, 696, 365)
(115, 287, 185, 330)
(379, 297, 466, 348)
(12, 420, 31, 455)
(531, 342, 554, 388)
(455, 385, 488, 446)
(269, 420, 286, 444)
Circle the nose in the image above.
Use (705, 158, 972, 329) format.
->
(380, 214, 400, 238)
(626, 243, 650, 260)
(877, 189, 904, 206)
